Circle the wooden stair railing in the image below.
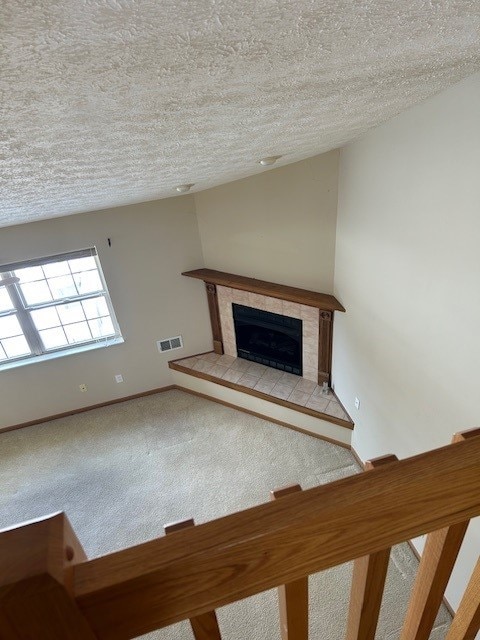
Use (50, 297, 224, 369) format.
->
(1, 429, 480, 639)
(399, 430, 476, 640)
(345, 454, 399, 640)
(164, 518, 222, 640)
(270, 484, 308, 640)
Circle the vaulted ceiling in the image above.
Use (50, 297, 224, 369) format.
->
(2, 1, 480, 228)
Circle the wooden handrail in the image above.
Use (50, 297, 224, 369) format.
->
(69, 434, 480, 639)
(346, 454, 398, 640)
(400, 431, 474, 640)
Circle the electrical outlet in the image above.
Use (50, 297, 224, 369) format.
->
(354, 397, 360, 410)
(115, 374, 124, 383)
(79, 384, 87, 392)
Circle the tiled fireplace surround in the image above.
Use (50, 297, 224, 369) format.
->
(171, 270, 352, 428)
(217, 286, 320, 382)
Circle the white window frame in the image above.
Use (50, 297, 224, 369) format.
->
(0, 248, 123, 371)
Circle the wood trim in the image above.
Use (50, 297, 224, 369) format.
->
(182, 269, 345, 312)
(172, 385, 352, 450)
(0, 386, 176, 435)
(350, 446, 364, 469)
(164, 519, 223, 640)
(317, 310, 333, 385)
(346, 455, 398, 640)
(72, 435, 480, 638)
(0, 513, 97, 638)
(445, 557, 480, 640)
(400, 430, 476, 640)
(271, 484, 308, 640)
(351, 447, 457, 619)
(205, 283, 224, 355)
(169, 360, 354, 429)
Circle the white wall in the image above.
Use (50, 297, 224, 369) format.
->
(195, 153, 339, 293)
(0, 197, 211, 429)
(333, 73, 480, 611)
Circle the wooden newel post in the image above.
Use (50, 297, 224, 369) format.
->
(164, 518, 223, 640)
(0, 512, 96, 639)
(400, 429, 480, 640)
(270, 484, 308, 640)
(346, 454, 398, 640)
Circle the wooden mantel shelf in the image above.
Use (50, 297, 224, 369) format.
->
(182, 269, 345, 312)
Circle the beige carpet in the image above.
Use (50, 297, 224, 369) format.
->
(0, 389, 451, 639)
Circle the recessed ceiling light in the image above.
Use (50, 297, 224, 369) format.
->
(175, 183, 194, 193)
(258, 156, 282, 166)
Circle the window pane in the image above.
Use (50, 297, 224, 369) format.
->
(21, 280, 53, 305)
(48, 275, 77, 300)
(31, 307, 61, 330)
(73, 270, 102, 295)
(0, 343, 6, 360)
(0, 315, 23, 339)
(0, 287, 14, 312)
(89, 316, 115, 338)
(82, 296, 108, 319)
(69, 256, 96, 273)
(2, 335, 31, 358)
(57, 301, 85, 325)
(40, 327, 68, 350)
(42, 261, 70, 278)
(14, 266, 44, 283)
(64, 321, 92, 344)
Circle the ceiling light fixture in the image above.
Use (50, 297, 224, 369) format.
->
(175, 183, 194, 193)
(258, 155, 282, 166)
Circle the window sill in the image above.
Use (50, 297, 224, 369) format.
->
(0, 336, 124, 373)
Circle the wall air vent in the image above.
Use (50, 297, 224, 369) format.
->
(157, 335, 183, 353)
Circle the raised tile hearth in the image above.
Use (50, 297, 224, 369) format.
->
(169, 352, 353, 428)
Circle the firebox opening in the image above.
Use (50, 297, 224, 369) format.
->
(232, 303, 303, 376)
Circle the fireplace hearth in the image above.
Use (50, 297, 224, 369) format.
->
(233, 304, 303, 375)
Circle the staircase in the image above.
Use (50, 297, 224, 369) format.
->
(1, 429, 480, 639)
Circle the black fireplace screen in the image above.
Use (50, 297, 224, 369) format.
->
(232, 303, 303, 375)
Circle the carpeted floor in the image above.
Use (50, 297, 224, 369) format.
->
(0, 389, 451, 639)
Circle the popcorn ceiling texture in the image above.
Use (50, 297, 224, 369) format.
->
(2, 0, 480, 227)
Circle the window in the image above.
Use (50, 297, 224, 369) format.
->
(0, 248, 123, 370)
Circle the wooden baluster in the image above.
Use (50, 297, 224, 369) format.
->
(270, 484, 308, 640)
(400, 429, 480, 640)
(345, 454, 398, 640)
(0, 512, 96, 639)
(164, 519, 222, 640)
(445, 556, 480, 640)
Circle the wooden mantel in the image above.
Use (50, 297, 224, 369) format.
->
(182, 269, 345, 312)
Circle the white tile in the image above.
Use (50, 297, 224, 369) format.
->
(238, 374, 260, 389)
(246, 362, 267, 377)
(217, 354, 236, 366)
(192, 360, 214, 373)
(279, 371, 301, 388)
(300, 305, 319, 321)
(260, 367, 284, 382)
(222, 368, 243, 383)
(295, 378, 317, 394)
(306, 396, 330, 412)
(325, 401, 350, 421)
(254, 379, 276, 394)
(288, 389, 311, 406)
(178, 357, 199, 368)
(229, 358, 251, 372)
(201, 352, 221, 363)
(270, 383, 294, 400)
(208, 364, 230, 378)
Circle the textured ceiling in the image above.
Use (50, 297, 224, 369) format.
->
(2, 1, 480, 227)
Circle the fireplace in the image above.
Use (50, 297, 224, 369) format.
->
(232, 304, 303, 375)
(181, 269, 346, 384)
